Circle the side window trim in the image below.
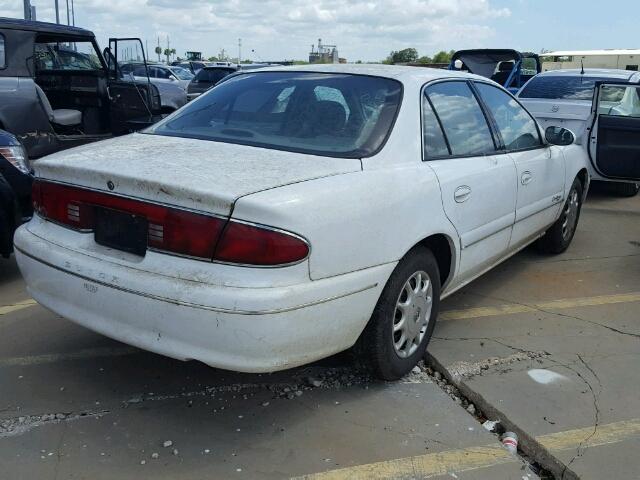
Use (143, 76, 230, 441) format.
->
(472, 80, 545, 152)
(420, 78, 500, 161)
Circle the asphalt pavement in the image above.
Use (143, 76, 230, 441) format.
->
(1, 184, 638, 479)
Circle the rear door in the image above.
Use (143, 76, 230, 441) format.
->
(105, 38, 161, 134)
(422, 80, 517, 282)
(589, 83, 640, 180)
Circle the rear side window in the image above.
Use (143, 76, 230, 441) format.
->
(421, 95, 449, 158)
(425, 81, 496, 156)
(475, 83, 542, 151)
(519, 76, 613, 100)
(0, 34, 5, 68)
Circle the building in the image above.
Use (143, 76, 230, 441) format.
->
(541, 49, 640, 71)
(309, 39, 339, 64)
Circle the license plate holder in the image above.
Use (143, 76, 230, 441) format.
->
(94, 207, 148, 257)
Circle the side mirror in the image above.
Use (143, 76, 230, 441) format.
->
(545, 126, 575, 146)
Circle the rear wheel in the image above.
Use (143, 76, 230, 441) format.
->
(361, 247, 440, 380)
(611, 182, 640, 197)
(537, 178, 583, 254)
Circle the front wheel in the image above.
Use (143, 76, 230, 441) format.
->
(537, 178, 583, 254)
(360, 247, 441, 380)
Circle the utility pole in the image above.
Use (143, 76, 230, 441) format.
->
(238, 38, 242, 65)
(54, 0, 60, 23)
(71, 0, 75, 26)
(23, 0, 31, 20)
(65, 0, 70, 25)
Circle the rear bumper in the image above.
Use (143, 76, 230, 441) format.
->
(14, 225, 393, 372)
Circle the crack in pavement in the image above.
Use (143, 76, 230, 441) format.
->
(545, 355, 602, 480)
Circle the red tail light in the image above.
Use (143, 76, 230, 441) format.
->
(32, 179, 309, 266)
(215, 221, 309, 266)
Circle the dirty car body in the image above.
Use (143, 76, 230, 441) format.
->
(15, 65, 589, 378)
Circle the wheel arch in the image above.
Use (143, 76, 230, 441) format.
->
(576, 167, 590, 201)
(412, 233, 456, 290)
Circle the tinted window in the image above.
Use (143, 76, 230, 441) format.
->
(155, 67, 171, 79)
(148, 72, 403, 158)
(194, 68, 235, 83)
(422, 95, 449, 157)
(519, 76, 613, 100)
(0, 34, 5, 68)
(426, 82, 495, 156)
(475, 83, 542, 151)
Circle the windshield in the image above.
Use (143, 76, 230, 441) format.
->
(170, 67, 194, 80)
(194, 68, 236, 83)
(147, 71, 403, 158)
(34, 41, 102, 71)
(519, 76, 615, 101)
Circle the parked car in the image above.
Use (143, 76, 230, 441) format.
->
(0, 18, 162, 159)
(119, 63, 188, 113)
(518, 69, 640, 196)
(450, 49, 541, 93)
(187, 65, 237, 100)
(176, 61, 213, 75)
(0, 130, 31, 257)
(15, 65, 588, 380)
(120, 63, 194, 90)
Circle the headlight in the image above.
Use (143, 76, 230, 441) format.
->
(0, 146, 29, 174)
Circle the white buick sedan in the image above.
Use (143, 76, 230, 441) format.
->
(15, 65, 588, 380)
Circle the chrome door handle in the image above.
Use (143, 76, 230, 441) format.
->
(521, 171, 533, 185)
(454, 185, 472, 203)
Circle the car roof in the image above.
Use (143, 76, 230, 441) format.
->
(0, 17, 94, 37)
(536, 68, 640, 82)
(240, 63, 487, 85)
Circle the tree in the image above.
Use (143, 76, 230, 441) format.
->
(385, 48, 419, 64)
(154, 46, 162, 63)
(417, 55, 432, 64)
(164, 48, 171, 64)
(432, 50, 455, 64)
(170, 48, 176, 61)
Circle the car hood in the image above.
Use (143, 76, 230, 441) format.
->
(32, 133, 362, 216)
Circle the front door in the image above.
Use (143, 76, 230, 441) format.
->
(589, 83, 640, 181)
(473, 82, 565, 248)
(422, 80, 517, 283)
(105, 38, 161, 134)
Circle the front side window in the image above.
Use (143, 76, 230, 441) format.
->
(519, 76, 613, 101)
(475, 83, 542, 151)
(598, 84, 640, 117)
(147, 72, 403, 158)
(0, 34, 5, 68)
(425, 81, 496, 156)
(34, 40, 102, 71)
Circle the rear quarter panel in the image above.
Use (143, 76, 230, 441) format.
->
(232, 164, 458, 282)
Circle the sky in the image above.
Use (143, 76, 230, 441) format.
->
(2, 0, 639, 62)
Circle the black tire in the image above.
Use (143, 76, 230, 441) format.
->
(360, 246, 441, 380)
(611, 182, 640, 197)
(537, 178, 583, 254)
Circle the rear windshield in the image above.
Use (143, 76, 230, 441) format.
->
(194, 68, 236, 83)
(519, 76, 613, 100)
(147, 72, 403, 158)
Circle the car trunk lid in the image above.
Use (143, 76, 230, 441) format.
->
(33, 133, 361, 217)
(520, 99, 593, 142)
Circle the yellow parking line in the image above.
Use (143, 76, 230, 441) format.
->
(0, 299, 37, 316)
(440, 292, 640, 321)
(294, 418, 640, 480)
